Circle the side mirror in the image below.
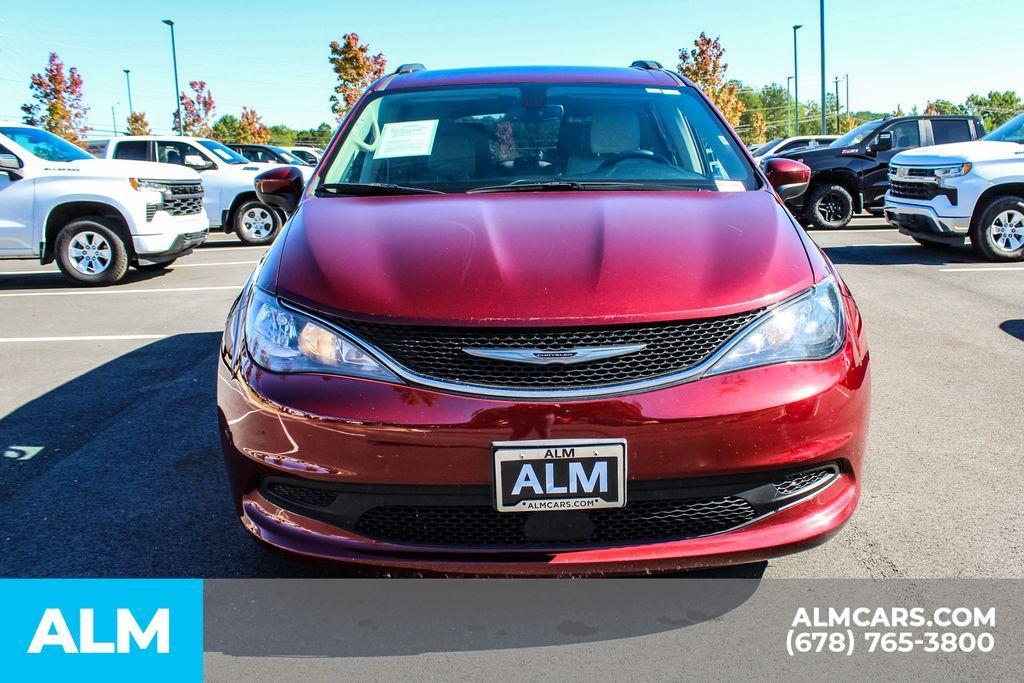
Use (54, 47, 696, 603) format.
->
(255, 165, 305, 215)
(0, 153, 23, 173)
(764, 157, 811, 201)
(184, 154, 212, 169)
(873, 132, 893, 153)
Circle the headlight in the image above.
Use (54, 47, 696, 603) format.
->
(244, 287, 399, 382)
(129, 178, 171, 192)
(705, 278, 844, 377)
(933, 163, 971, 179)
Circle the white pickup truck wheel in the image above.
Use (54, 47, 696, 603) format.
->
(234, 200, 281, 246)
(55, 217, 129, 285)
(972, 196, 1024, 262)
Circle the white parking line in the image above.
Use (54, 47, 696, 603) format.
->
(0, 334, 167, 343)
(198, 245, 269, 252)
(0, 261, 257, 276)
(0, 285, 239, 298)
(940, 266, 1024, 272)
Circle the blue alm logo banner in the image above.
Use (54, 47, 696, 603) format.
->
(0, 579, 202, 681)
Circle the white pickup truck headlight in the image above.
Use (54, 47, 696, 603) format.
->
(933, 163, 971, 179)
(129, 178, 171, 192)
(705, 278, 845, 376)
(244, 288, 398, 381)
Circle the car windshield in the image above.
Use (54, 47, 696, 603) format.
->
(752, 139, 783, 157)
(984, 113, 1024, 143)
(269, 146, 308, 165)
(320, 83, 759, 193)
(831, 120, 882, 148)
(0, 126, 93, 162)
(198, 139, 250, 164)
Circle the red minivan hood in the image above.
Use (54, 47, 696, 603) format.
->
(274, 190, 813, 326)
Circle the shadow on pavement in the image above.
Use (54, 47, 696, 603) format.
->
(1000, 320, 1024, 343)
(0, 333, 769, 581)
(204, 576, 763, 657)
(822, 242, 985, 266)
(0, 265, 172, 291)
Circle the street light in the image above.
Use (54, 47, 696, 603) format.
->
(819, 0, 826, 134)
(162, 19, 183, 135)
(123, 69, 134, 115)
(792, 24, 803, 137)
(786, 76, 794, 136)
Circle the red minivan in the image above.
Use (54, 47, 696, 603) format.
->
(218, 63, 869, 576)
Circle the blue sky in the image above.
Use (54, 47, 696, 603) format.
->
(0, 0, 1018, 134)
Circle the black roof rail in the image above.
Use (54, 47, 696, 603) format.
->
(394, 63, 426, 75)
(630, 60, 664, 70)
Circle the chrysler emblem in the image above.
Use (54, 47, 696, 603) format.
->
(462, 344, 646, 365)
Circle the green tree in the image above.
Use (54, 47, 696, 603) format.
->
(268, 124, 297, 146)
(211, 114, 242, 143)
(21, 52, 90, 146)
(965, 90, 1022, 131)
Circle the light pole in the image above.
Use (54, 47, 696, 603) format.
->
(834, 76, 841, 132)
(819, 0, 826, 134)
(123, 69, 134, 115)
(792, 24, 802, 136)
(786, 76, 794, 136)
(162, 19, 183, 135)
(845, 73, 850, 116)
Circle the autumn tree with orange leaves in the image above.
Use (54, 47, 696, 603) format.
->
(21, 52, 90, 146)
(126, 111, 151, 135)
(173, 81, 216, 137)
(328, 33, 387, 121)
(677, 33, 745, 128)
(239, 107, 270, 143)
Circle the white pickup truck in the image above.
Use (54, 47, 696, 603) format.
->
(885, 112, 1024, 261)
(0, 123, 209, 285)
(89, 136, 311, 245)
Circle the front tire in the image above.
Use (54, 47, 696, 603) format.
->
(234, 200, 281, 246)
(804, 183, 854, 230)
(55, 217, 130, 286)
(970, 195, 1024, 262)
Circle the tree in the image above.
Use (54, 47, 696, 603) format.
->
(748, 112, 768, 144)
(677, 33, 745, 127)
(268, 124, 297, 146)
(328, 33, 387, 121)
(126, 111, 151, 135)
(924, 99, 965, 116)
(20, 52, 90, 146)
(965, 90, 1022, 131)
(239, 107, 270, 143)
(211, 114, 242, 143)
(173, 81, 216, 137)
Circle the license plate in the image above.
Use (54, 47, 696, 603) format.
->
(492, 439, 626, 513)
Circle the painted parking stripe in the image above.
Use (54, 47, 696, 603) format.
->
(0, 285, 239, 298)
(198, 245, 269, 252)
(0, 260, 257, 276)
(0, 334, 167, 343)
(940, 266, 1024, 272)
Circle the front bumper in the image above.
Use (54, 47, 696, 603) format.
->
(884, 200, 971, 245)
(133, 212, 210, 260)
(217, 297, 869, 576)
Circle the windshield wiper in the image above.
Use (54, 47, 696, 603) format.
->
(318, 182, 444, 196)
(468, 180, 713, 194)
(468, 181, 587, 194)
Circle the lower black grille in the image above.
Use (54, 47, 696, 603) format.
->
(889, 180, 939, 201)
(354, 496, 756, 547)
(339, 309, 765, 391)
(772, 468, 834, 496)
(266, 482, 336, 508)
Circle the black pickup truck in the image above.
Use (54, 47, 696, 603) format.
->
(772, 115, 985, 229)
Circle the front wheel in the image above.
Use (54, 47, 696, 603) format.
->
(804, 183, 854, 230)
(55, 217, 130, 286)
(234, 200, 282, 246)
(970, 196, 1024, 262)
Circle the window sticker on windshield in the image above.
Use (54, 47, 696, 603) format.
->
(715, 180, 745, 192)
(373, 119, 439, 159)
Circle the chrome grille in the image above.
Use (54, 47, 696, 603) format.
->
(339, 310, 765, 391)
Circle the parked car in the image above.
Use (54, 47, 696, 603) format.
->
(228, 143, 311, 166)
(753, 135, 838, 161)
(774, 115, 985, 229)
(218, 62, 869, 576)
(284, 146, 324, 165)
(90, 136, 308, 245)
(1, 124, 208, 285)
(885, 112, 1024, 261)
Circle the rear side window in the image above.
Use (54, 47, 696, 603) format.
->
(932, 119, 972, 145)
(113, 140, 149, 161)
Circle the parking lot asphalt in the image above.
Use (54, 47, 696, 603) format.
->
(1, 217, 1022, 578)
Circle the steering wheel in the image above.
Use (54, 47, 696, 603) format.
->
(598, 149, 672, 170)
